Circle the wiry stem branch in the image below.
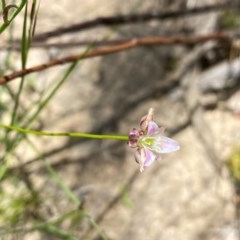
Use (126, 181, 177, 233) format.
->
(0, 32, 232, 85)
(31, 1, 239, 41)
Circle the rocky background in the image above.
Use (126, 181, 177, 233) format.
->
(1, 0, 240, 239)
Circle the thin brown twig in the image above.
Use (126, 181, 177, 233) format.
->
(30, 1, 239, 41)
(2, 39, 134, 50)
(0, 32, 231, 85)
(4, 30, 239, 50)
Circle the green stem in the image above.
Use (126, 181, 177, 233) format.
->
(0, 122, 129, 141)
(0, 0, 27, 34)
(1, 0, 6, 9)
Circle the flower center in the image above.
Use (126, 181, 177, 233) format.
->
(139, 136, 154, 148)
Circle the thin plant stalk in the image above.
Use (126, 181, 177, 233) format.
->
(0, 0, 27, 33)
(0, 122, 128, 141)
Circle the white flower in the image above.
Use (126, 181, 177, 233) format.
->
(128, 108, 180, 172)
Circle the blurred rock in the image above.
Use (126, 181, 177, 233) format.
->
(227, 90, 240, 114)
(1, 1, 239, 240)
(200, 93, 218, 109)
(199, 59, 239, 93)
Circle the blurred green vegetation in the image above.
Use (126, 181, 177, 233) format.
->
(120, 186, 133, 208)
(219, 10, 240, 29)
(0, 176, 38, 226)
(227, 148, 240, 181)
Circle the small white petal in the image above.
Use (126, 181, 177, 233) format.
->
(153, 135, 180, 153)
(143, 148, 156, 167)
(147, 121, 159, 136)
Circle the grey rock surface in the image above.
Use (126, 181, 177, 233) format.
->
(1, 0, 240, 240)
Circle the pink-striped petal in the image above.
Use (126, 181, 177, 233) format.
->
(143, 148, 156, 167)
(135, 148, 156, 172)
(147, 121, 159, 136)
(153, 135, 180, 153)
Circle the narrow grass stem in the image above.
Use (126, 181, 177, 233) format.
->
(0, 0, 27, 34)
(0, 123, 129, 141)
